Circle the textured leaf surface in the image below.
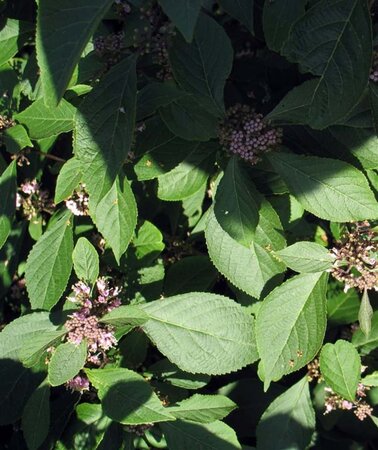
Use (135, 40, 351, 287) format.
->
(276, 242, 334, 273)
(256, 377, 315, 450)
(206, 209, 284, 298)
(54, 157, 82, 203)
(72, 237, 99, 283)
(256, 273, 327, 387)
(94, 176, 137, 264)
(0, 19, 34, 66)
(281, 0, 372, 128)
(36, 0, 113, 105)
(158, 0, 202, 42)
(214, 157, 261, 247)
(319, 340, 361, 401)
(100, 305, 149, 328)
(25, 212, 74, 310)
(218, 0, 254, 33)
(75, 56, 137, 204)
(269, 152, 378, 221)
(0, 160, 16, 250)
(86, 368, 175, 424)
(141, 292, 258, 375)
(15, 98, 76, 139)
(48, 341, 87, 387)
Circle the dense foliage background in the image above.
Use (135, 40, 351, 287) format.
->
(1, 0, 378, 448)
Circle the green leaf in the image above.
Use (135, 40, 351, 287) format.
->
(72, 237, 99, 283)
(369, 82, 378, 135)
(263, 0, 306, 52)
(168, 394, 236, 423)
(54, 157, 82, 204)
(141, 292, 258, 375)
(100, 305, 150, 328)
(256, 273, 328, 388)
(169, 13, 233, 115)
(15, 98, 76, 139)
(0, 160, 16, 250)
(132, 221, 164, 261)
(218, 0, 254, 34)
(25, 212, 74, 310)
(268, 152, 378, 221)
(36, 0, 113, 106)
(327, 285, 360, 326)
(86, 368, 175, 424)
(75, 56, 137, 205)
(94, 175, 137, 264)
(214, 157, 261, 247)
(359, 289, 373, 337)
(256, 377, 315, 450)
(158, 0, 202, 42)
(48, 341, 87, 387)
(206, 209, 285, 298)
(21, 379, 50, 450)
(281, 0, 372, 129)
(3, 124, 33, 154)
(161, 420, 242, 450)
(0, 18, 34, 66)
(276, 242, 334, 273)
(353, 311, 378, 356)
(361, 372, 378, 387)
(157, 142, 215, 201)
(319, 340, 361, 401)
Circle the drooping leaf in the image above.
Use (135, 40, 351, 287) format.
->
(359, 289, 373, 337)
(48, 341, 88, 387)
(94, 175, 137, 264)
(25, 212, 74, 310)
(158, 0, 202, 42)
(15, 98, 76, 139)
(0, 18, 34, 67)
(256, 377, 315, 450)
(269, 152, 378, 221)
(141, 292, 258, 375)
(276, 242, 334, 273)
(169, 13, 233, 116)
(3, 124, 33, 154)
(54, 157, 82, 204)
(36, 0, 113, 105)
(72, 237, 99, 283)
(214, 157, 261, 247)
(75, 56, 137, 205)
(168, 394, 236, 423)
(21, 379, 50, 450)
(319, 340, 361, 401)
(0, 160, 16, 250)
(256, 273, 328, 388)
(86, 368, 175, 424)
(353, 311, 378, 356)
(218, 0, 254, 34)
(280, 0, 372, 129)
(100, 305, 150, 328)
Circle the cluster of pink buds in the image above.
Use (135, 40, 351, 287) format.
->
(66, 374, 90, 392)
(370, 51, 378, 83)
(16, 179, 54, 220)
(330, 221, 378, 292)
(94, 32, 125, 68)
(219, 104, 283, 165)
(64, 278, 122, 387)
(65, 183, 89, 216)
(324, 384, 373, 421)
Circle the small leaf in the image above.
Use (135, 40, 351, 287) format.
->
(54, 157, 82, 204)
(100, 305, 150, 328)
(158, 0, 202, 42)
(0, 19, 34, 66)
(25, 212, 74, 310)
(3, 124, 33, 154)
(359, 289, 373, 337)
(132, 221, 164, 262)
(141, 292, 258, 375)
(276, 242, 334, 273)
(319, 340, 361, 401)
(21, 379, 50, 450)
(48, 340, 87, 387)
(256, 377, 315, 450)
(0, 160, 16, 250)
(168, 394, 236, 423)
(353, 311, 378, 356)
(361, 371, 378, 387)
(94, 176, 137, 264)
(86, 368, 175, 424)
(72, 237, 99, 283)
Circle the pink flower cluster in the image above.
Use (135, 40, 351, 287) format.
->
(115, 0, 131, 16)
(65, 183, 89, 216)
(66, 374, 90, 392)
(370, 51, 378, 83)
(219, 104, 283, 165)
(324, 384, 373, 421)
(16, 179, 54, 220)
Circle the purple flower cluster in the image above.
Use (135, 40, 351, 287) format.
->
(324, 384, 373, 421)
(370, 51, 378, 83)
(65, 183, 89, 216)
(219, 104, 283, 165)
(66, 374, 90, 392)
(16, 179, 54, 220)
(94, 32, 125, 68)
(114, 0, 131, 17)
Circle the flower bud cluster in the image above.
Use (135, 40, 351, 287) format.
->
(370, 51, 378, 83)
(324, 384, 373, 421)
(218, 104, 283, 165)
(65, 183, 89, 216)
(114, 0, 131, 17)
(330, 221, 378, 292)
(94, 32, 125, 68)
(0, 115, 15, 130)
(124, 423, 154, 436)
(16, 179, 54, 220)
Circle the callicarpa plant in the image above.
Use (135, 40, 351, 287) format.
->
(2, 0, 378, 449)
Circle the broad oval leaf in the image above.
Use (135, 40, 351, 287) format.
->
(48, 341, 87, 387)
(100, 305, 150, 328)
(54, 157, 82, 204)
(256, 272, 328, 388)
(25, 212, 74, 310)
(72, 237, 99, 283)
(269, 152, 378, 221)
(319, 340, 361, 401)
(141, 292, 258, 375)
(158, 0, 202, 42)
(276, 242, 334, 273)
(86, 368, 175, 424)
(0, 160, 16, 250)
